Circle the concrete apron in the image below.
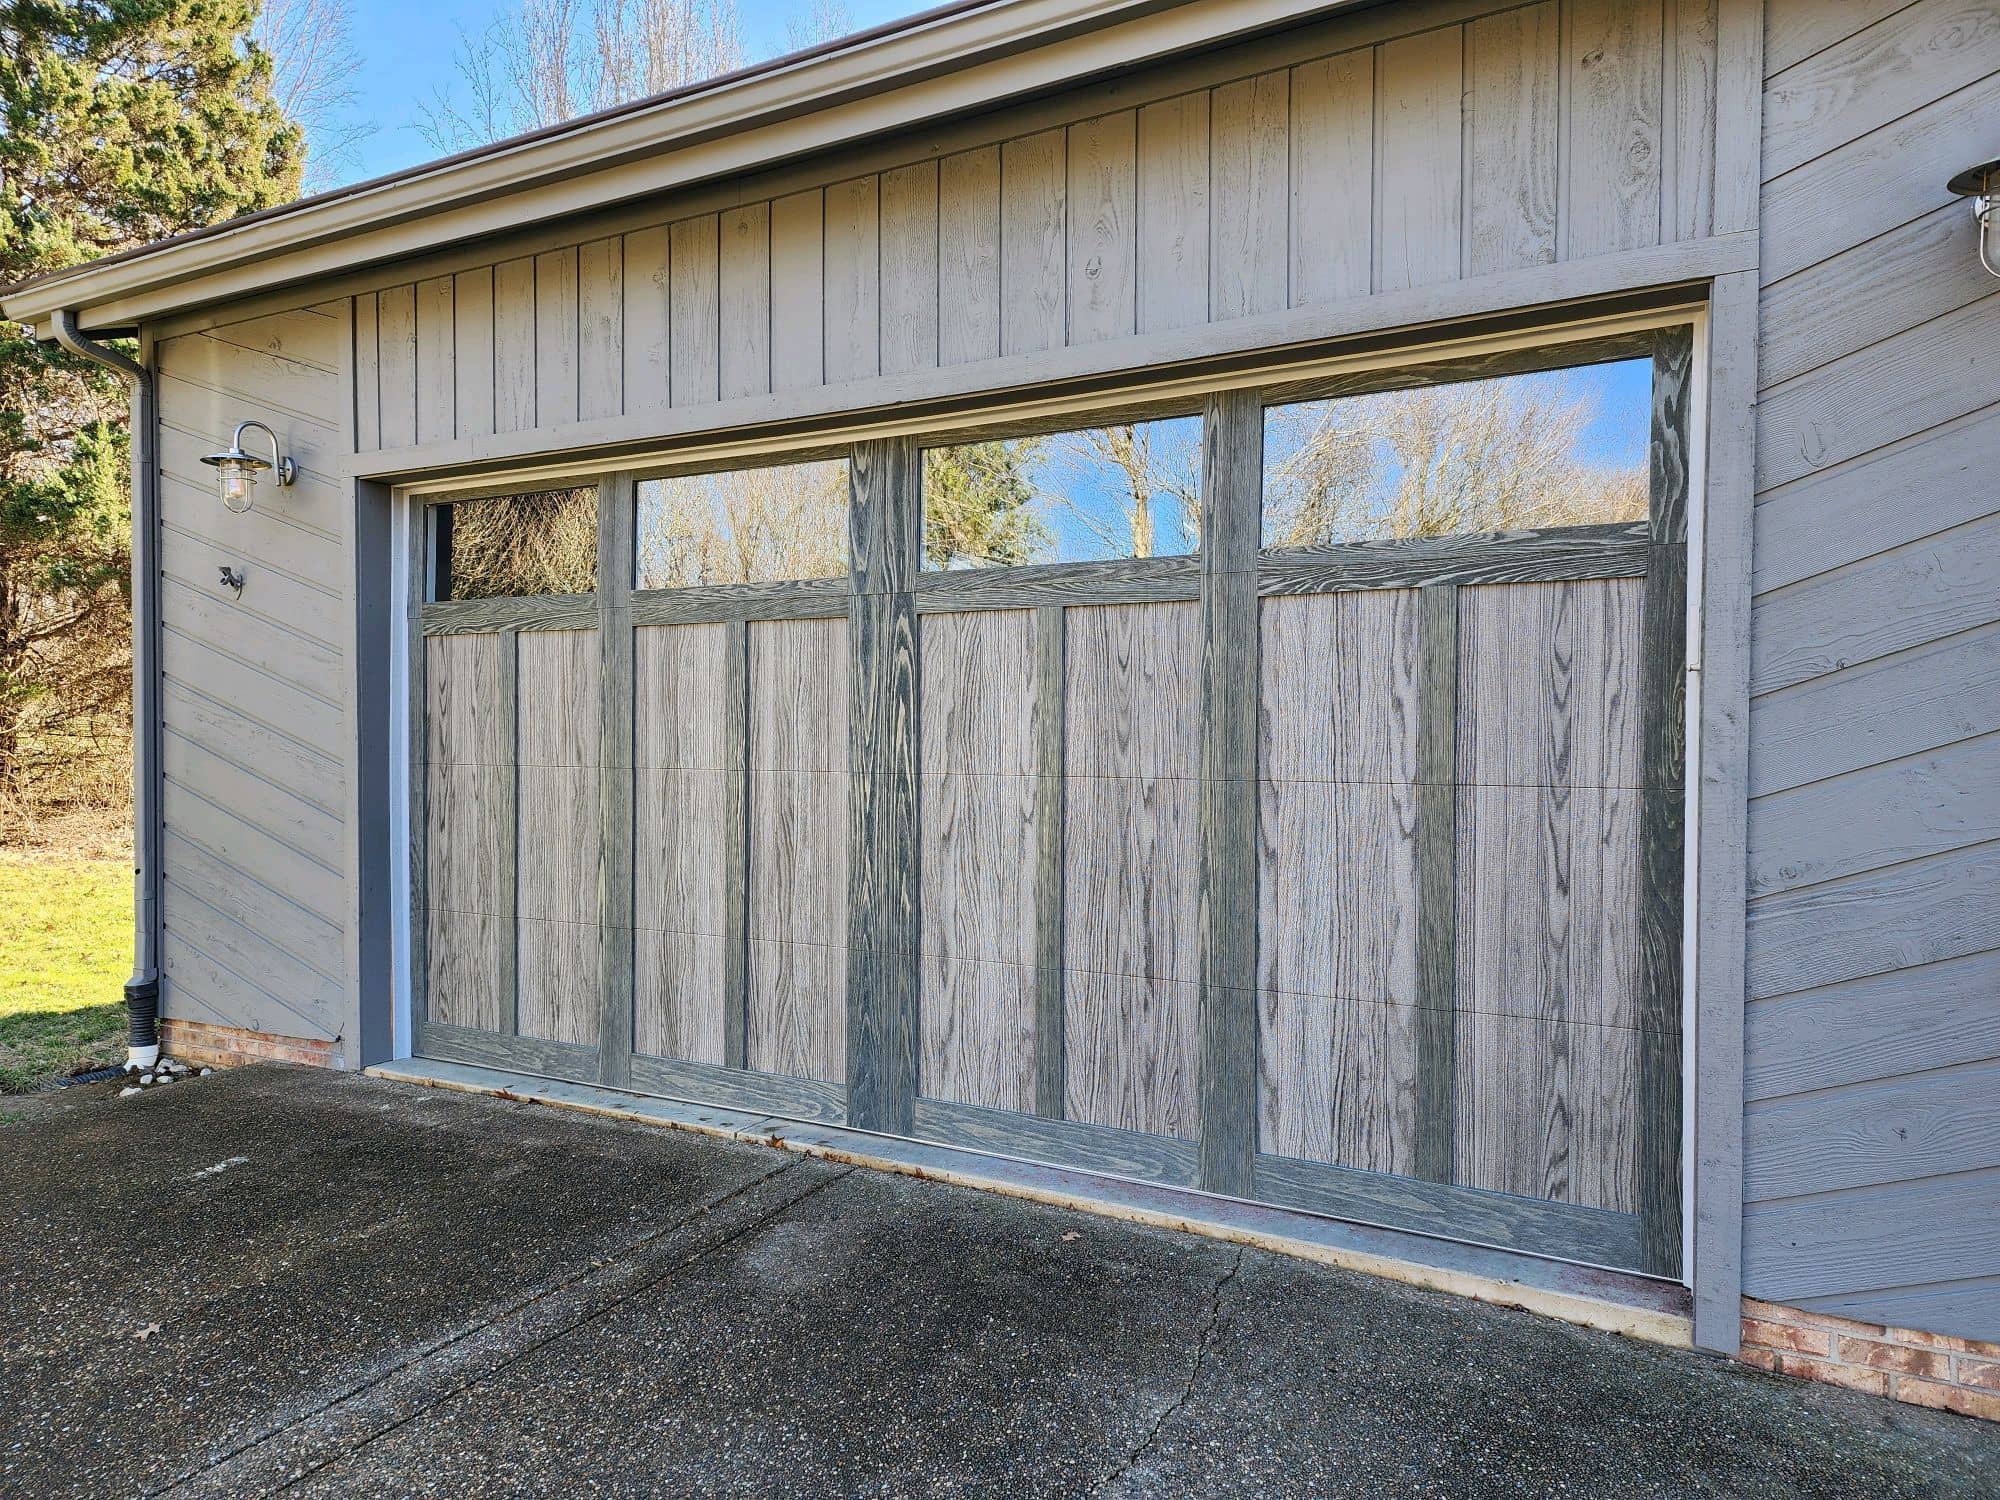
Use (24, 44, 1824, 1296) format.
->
(370, 1056, 1692, 1349)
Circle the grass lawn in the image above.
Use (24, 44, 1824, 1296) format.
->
(0, 855, 131, 1092)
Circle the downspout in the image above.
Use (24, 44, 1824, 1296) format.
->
(51, 310, 161, 1069)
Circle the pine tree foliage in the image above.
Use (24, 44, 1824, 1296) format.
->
(0, 0, 304, 809)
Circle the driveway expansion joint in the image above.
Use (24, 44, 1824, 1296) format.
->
(155, 1158, 847, 1498)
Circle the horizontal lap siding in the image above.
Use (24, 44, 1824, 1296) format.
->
(350, 0, 1722, 449)
(1743, 0, 2000, 1340)
(154, 304, 352, 1047)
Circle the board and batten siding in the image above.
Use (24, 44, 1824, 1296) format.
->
(152, 303, 354, 1051)
(349, 0, 1726, 450)
(1742, 0, 2000, 1340)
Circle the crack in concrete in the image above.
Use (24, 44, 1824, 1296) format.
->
(1088, 1246, 1245, 1497)
(154, 1159, 848, 1498)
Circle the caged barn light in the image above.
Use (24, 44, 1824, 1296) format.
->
(1948, 158, 2000, 279)
(199, 419, 296, 513)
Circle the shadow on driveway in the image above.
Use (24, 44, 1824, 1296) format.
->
(3, 1066, 1994, 1497)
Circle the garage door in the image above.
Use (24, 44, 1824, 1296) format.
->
(412, 325, 1690, 1278)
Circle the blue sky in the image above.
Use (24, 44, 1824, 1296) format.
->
(338, 0, 918, 185)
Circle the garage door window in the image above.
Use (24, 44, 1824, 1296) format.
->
(429, 485, 598, 600)
(1261, 356, 1651, 548)
(921, 413, 1203, 569)
(635, 458, 851, 589)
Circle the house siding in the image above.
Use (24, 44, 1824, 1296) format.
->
(1741, 0, 2000, 1340)
(348, 0, 1726, 450)
(152, 303, 354, 1053)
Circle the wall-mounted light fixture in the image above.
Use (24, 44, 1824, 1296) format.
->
(1948, 159, 2000, 279)
(199, 420, 296, 513)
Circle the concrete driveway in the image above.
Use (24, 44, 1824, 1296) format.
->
(3, 1067, 1993, 1497)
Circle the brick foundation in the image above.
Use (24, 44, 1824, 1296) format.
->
(159, 1018, 339, 1072)
(1740, 1298, 2000, 1422)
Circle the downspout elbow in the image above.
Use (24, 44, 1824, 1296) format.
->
(51, 311, 161, 1070)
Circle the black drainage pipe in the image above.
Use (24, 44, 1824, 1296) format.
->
(51, 309, 161, 1068)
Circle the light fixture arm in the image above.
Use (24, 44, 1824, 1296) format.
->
(229, 419, 297, 486)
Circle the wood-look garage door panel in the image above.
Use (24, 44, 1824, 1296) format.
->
(1258, 991, 1422, 1176)
(1454, 1009, 1642, 1213)
(425, 633, 509, 768)
(747, 936, 845, 1083)
(517, 629, 600, 769)
(1454, 782, 1643, 1030)
(1063, 970, 1200, 1140)
(918, 608, 1041, 1113)
(518, 916, 601, 1046)
(1258, 590, 1420, 784)
(920, 953, 1036, 1114)
(636, 623, 728, 769)
(425, 909, 507, 1032)
(635, 927, 726, 1064)
(1456, 579, 1644, 789)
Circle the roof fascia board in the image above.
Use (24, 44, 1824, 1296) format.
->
(7, 0, 1358, 331)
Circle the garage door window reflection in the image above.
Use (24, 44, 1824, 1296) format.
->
(635, 459, 851, 589)
(430, 486, 599, 601)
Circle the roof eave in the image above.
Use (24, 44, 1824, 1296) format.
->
(4, 0, 1349, 332)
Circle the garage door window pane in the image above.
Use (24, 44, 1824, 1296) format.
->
(635, 459, 851, 589)
(1261, 358, 1650, 549)
(433, 486, 598, 600)
(922, 415, 1203, 570)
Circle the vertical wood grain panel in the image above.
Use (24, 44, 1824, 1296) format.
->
(622, 225, 670, 413)
(493, 257, 536, 433)
(1289, 51, 1373, 306)
(1062, 599, 1201, 1140)
(452, 266, 494, 440)
(770, 189, 825, 392)
(1454, 1010, 1641, 1212)
(880, 162, 940, 375)
(719, 203, 772, 401)
(847, 438, 920, 1133)
(1466, 3, 1560, 276)
(414, 276, 454, 445)
(1210, 71, 1290, 320)
(1258, 992, 1422, 1174)
(938, 147, 1002, 365)
(1563, 0, 1664, 257)
(353, 292, 379, 451)
(578, 236, 624, 421)
(1034, 606, 1067, 1118)
(669, 215, 721, 407)
(1666, 0, 1717, 241)
(515, 627, 601, 1047)
(1414, 584, 1460, 1183)
(533, 247, 579, 427)
(424, 632, 509, 1038)
(1457, 579, 1645, 792)
(634, 623, 730, 1065)
(597, 473, 636, 1089)
(824, 175, 881, 384)
(1066, 110, 1138, 346)
(919, 610, 1038, 1112)
(747, 615, 848, 1083)
(1136, 92, 1210, 334)
(1375, 27, 1465, 293)
(1001, 129, 1067, 356)
(1198, 389, 1262, 1193)
(377, 283, 417, 449)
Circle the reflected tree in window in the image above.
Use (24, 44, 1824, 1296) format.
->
(439, 485, 598, 600)
(636, 458, 850, 588)
(922, 440, 1051, 569)
(1263, 361, 1649, 548)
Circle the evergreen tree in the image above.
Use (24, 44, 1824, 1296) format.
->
(921, 439, 1050, 570)
(0, 0, 303, 804)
